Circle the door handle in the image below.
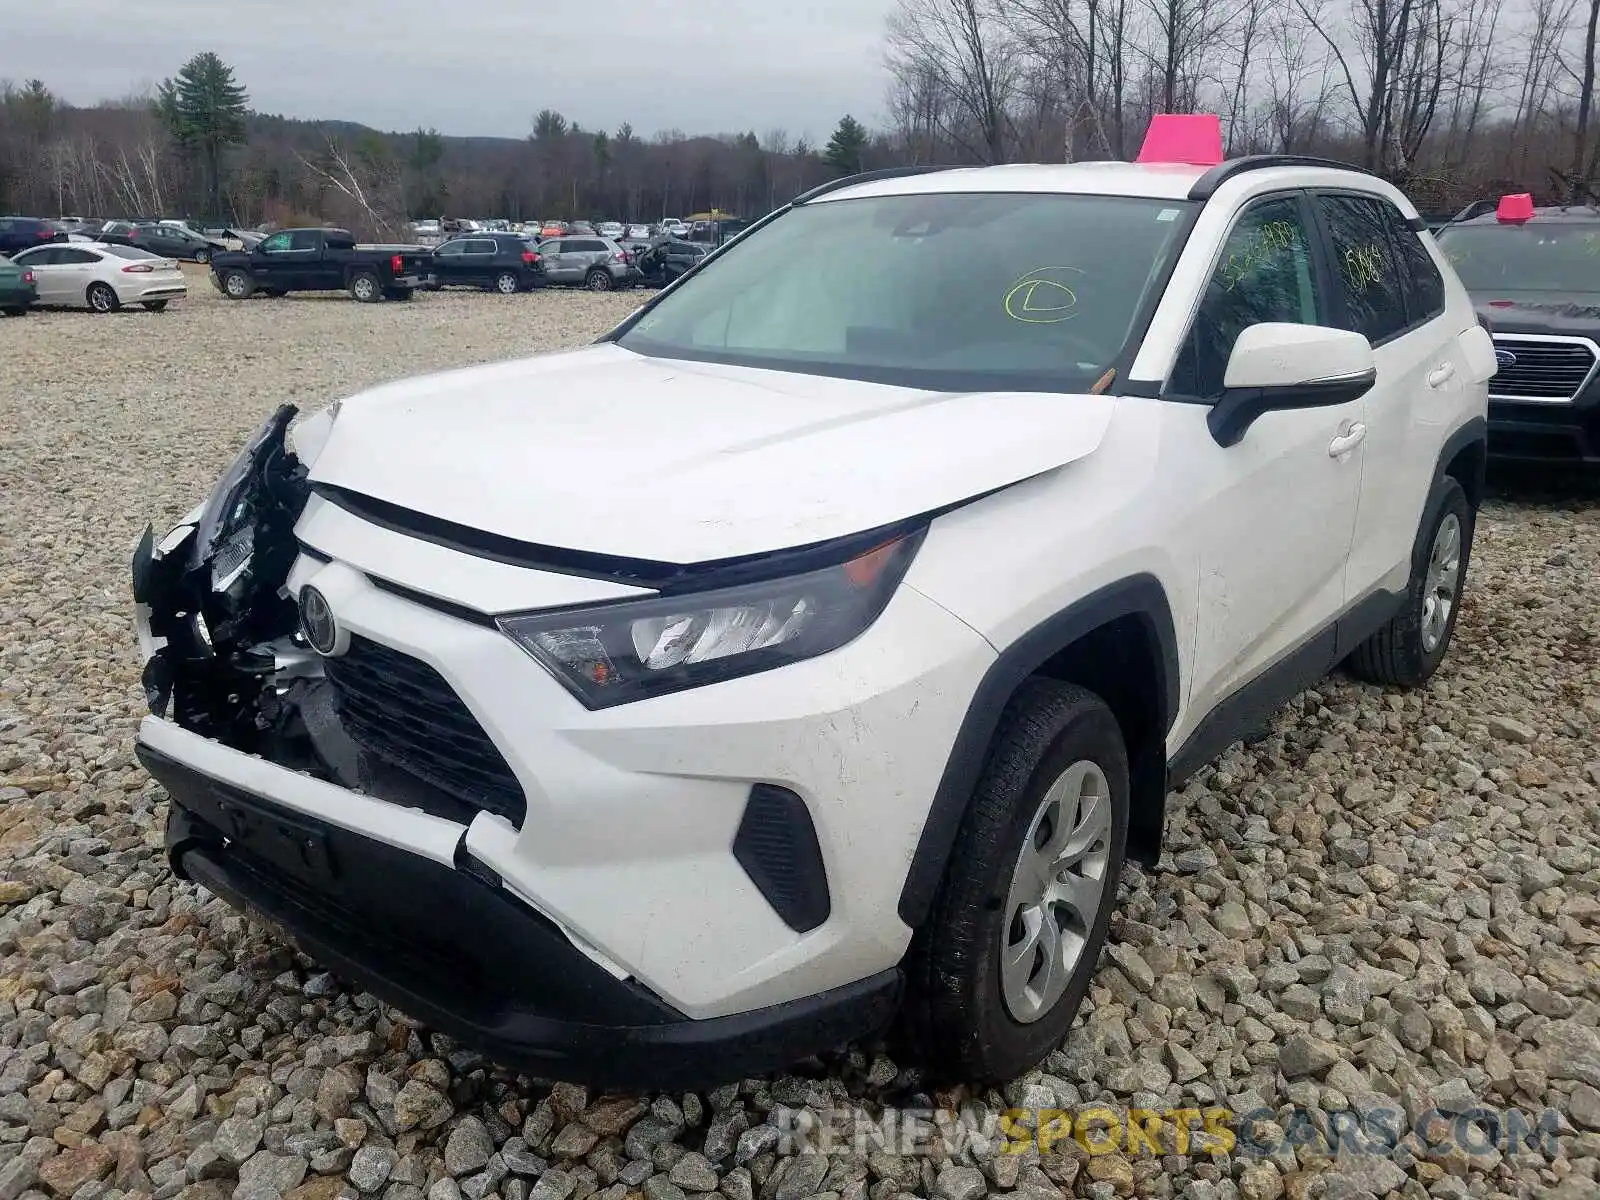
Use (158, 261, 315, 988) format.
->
(1328, 423, 1367, 457)
(1427, 363, 1456, 388)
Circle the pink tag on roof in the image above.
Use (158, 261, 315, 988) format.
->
(1496, 193, 1535, 223)
(1136, 114, 1224, 166)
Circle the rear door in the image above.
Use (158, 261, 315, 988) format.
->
(540, 239, 571, 282)
(290, 230, 337, 289)
(1311, 192, 1461, 603)
(14, 247, 65, 302)
(458, 237, 499, 285)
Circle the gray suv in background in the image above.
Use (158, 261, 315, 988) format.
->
(535, 236, 640, 290)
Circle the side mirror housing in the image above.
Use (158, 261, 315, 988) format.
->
(1208, 323, 1376, 447)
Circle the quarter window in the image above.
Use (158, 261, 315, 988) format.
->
(1316, 194, 1409, 343)
(1169, 197, 1323, 399)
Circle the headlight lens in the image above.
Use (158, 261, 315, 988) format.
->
(499, 531, 923, 708)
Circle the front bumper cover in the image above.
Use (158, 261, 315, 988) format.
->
(143, 739, 901, 1089)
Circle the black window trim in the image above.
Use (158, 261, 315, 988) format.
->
(1307, 187, 1439, 349)
(1159, 188, 1338, 406)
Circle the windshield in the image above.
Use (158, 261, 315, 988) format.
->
(617, 192, 1193, 390)
(1436, 223, 1600, 294)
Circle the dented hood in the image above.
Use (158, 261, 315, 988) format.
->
(308, 344, 1116, 563)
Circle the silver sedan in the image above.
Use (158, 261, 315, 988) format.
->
(7, 242, 187, 313)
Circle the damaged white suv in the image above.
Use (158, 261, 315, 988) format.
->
(132, 143, 1495, 1088)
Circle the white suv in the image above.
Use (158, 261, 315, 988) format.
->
(131, 140, 1495, 1088)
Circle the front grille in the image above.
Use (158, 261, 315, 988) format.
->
(1490, 336, 1597, 403)
(322, 636, 526, 826)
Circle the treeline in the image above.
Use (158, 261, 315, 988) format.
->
(7, 2, 1600, 241)
(881, 0, 1600, 212)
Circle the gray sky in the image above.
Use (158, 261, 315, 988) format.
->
(4, 0, 893, 143)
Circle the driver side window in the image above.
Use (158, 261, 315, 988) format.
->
(259, 233, 291, 254)
(1170, 196, 1324, 399)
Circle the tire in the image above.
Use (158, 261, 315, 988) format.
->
(585, 269, 613, 291)
(901, 679, 1129, 1082)
(193, 247, 211, 264)
(493, 272, 520, 295)
(348, 272, 381, 302)
(1346, 476, 1473, 688)
(87, 282, 120, 314)
(221, 271, 254, 300)
(142, 300, 169, 312)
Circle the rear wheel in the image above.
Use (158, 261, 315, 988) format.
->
(142, 300, 169, 312)
(87, 282, 120, 314)
(1346, 476, 1473, 687)
(901, 679, 1128, 1082)
(585, 269, 613, 291)
(493, 272, 520, 295)
(348, 272, 381, 302)
(221, 271, 254, 300)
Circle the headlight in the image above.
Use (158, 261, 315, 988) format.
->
(499, 531, 923, 708)
(188, 405, 299, 592)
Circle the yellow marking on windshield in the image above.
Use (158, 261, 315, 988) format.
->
(1004, 266, 1084, 323)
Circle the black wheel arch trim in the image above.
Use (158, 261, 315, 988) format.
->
(896, 573, 1180, 928)
(1433, 415, 1488, 505)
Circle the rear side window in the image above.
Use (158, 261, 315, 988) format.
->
(1169, 196, 1324, 399)
(289, 230, 322, 251)
(572, 239, 607, 253)
(1382, 208, 1446, 322)
(1316, 194, 1409, 343)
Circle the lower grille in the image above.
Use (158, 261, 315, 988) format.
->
(1490, 336, 1597, 403)
(322, 636, 526, 825)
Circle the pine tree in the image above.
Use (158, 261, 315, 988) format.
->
(824, 115, 868, 176)
(157, 52, 248, 218)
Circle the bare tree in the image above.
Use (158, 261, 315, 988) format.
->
(886, 0, 1018, 163)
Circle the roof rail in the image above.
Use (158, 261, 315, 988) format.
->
(1187, 155, 1371, 200)
(792, 165, 953, 205)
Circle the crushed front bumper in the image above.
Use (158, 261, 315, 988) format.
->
(141, 723, 901, 1089)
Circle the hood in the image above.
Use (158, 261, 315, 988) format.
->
(308, 344, 1116, 564)
(1471, 290, 1600, 334)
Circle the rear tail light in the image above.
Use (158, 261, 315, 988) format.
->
(391, 254, 404, 274)
(522, 250, 539, 264)
(36, 228, 52, 238)
(121, 263, 154, 273)
(613, 250, 629, 263)
(22, 270, 33, 284)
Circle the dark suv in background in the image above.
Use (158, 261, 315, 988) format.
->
(0, 217, 67, 257)
(425, 232, 546, 293)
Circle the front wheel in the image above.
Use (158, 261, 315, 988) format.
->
(87, 282, 120, 313)
(221, 271, 254, 300)
(1346, 476, 1473, 687)
(193, 247, 211, 264)
(584, 269, 613, 292)
(142, 300, 169, 312)
(901, 679, 1128, 1082)
(348, 271, 381, 302)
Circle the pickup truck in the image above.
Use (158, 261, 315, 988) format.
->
(209, 228, 430, 302)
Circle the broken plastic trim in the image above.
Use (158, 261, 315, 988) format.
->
(135, 404, 313, 750)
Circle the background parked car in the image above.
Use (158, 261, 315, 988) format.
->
(0, 255, 37, 315)
(210, 227, 429, 301)
(0, 216, 68, 256)
(97, 221, 224, 263)
(535, 236, 639, 290)
(426, 232, 546, 293)
(9, 242, 186, 312)
(635, 238, 708, 286)
(595, 221, 625, 239)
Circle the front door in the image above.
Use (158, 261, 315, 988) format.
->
(1165, 193, 1366, 731)
(432, 240, 467, 286)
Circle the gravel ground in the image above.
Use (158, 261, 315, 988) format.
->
(1, 269, 1597, 1200)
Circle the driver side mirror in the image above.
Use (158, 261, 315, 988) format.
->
(1208, 323, 1376, 447)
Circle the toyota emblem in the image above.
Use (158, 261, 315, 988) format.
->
(299, 585, 343, 656)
